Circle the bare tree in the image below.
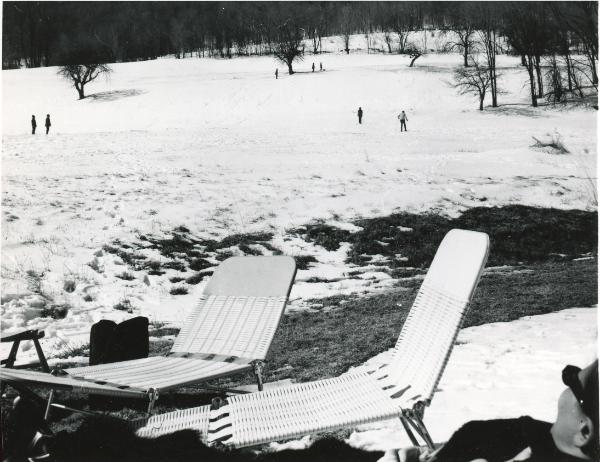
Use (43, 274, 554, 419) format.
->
(406, 44, 424, 67)
(444, 3, 477, 67)
(271, 17, 303, 74)
(57, 63, 112, 99)
(503, 3, 552, 107)
(544, 55, 565, 104)
(390, 3, 419, 54)
(554, 1, 598, 87)
(475, 3, 502, 107)
(339, 5, 354, 54)
(453, 56, 492, 110)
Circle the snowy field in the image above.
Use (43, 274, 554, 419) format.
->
(1, 34, 597, 451)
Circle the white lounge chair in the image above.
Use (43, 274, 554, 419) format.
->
(136, 229, 489, 448)
(1, 256, 297, 413)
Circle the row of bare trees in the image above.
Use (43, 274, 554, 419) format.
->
(4, 2, 596, 106)
(449, 2, 597, 110)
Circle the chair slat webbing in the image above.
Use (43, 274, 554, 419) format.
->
(384, 282, 470, 404)
(170, 295, 287, 360)
(135, 405, 211, 440)
(208, 372, 400, 447)
(65, 356, 251, 391)
(0, 368, 148, 398)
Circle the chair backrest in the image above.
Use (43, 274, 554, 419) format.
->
(384, 229, 489, 404)
(170, 256, 297, 361)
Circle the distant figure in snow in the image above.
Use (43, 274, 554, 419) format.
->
(31, 115, 36, 135)
(312, 62, 315, 72)
(357, 107, 363, 124)
(45, 114, 51, 134)
(398, 110, 408, 132)
(275, 68, 278, 79)
(319, 62, 323, 71)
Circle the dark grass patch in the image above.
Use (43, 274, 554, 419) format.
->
(188, 258, 212, 271)
(169, 286, 189, 295)
(148, 233, 203, 258)
(40, 304, 69, 319)
(294, 255, 318, 270)
(115, 271, 135, 281)
(304, 205, 597, 268)
(162, 260, 187, 272)
(105, 230, 280, 279)
(207, 232, 274, 251)
(148, 323, 179, 338)
(169, 277, 185, 283)
(238, 243, 263, 256)
(215, 250, 235, 261)
(185, 273, 206, 285)
(113, 299, 133, 312)
(305, 276, 343, 284)
(292, 223, 353, 251)
(265, 258, 597, 383)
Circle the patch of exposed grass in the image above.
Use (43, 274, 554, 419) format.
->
(113, 299, 133, 312)
(294, 255, 318, 270)
(292, 223, 353, 251)
(294, 206, 596, 269)
(186, 273, 207, 284)
(169, 286, 189, 295)
(266, 258, 597, 383)
(40, 304, 69, 319)
(189, 258, 212, 271)
(115, 271, 135, 281)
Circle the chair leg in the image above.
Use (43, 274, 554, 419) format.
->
(32, 338, 50, 372)
(252, 360, 264, 391)
(44, 390, 55, 421)
(402, 409, 435, 450)
(5, 340, 21, 368)
(399, 416, 420, 446)
(146, 388, 159, 414)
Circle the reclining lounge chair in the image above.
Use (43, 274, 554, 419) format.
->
(0, 256, 297, 413)
(135, 229, 490, 449)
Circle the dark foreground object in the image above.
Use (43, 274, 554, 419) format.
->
(5, 408, 383, 462)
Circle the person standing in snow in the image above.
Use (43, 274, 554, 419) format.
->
(31, 115, 36, 135)
(312, 62, 315, 72)
(275, 68, 278, 79)
(45, 114, 51, 135)
(398, 110, 408, 132)
(357, 107, 363, 124)
(320, 62, 323, 71)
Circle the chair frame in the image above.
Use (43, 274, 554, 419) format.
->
(1, 256, 297, 416)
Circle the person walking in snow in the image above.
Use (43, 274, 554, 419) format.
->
(398, 110, 408, 132)
(275, 68, 278, 79)
(31, 115, 36, 135)
(357, 107, 363, 124)
(45, 114, 51, 134)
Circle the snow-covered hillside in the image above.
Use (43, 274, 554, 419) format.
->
(1, 37, 597, 452)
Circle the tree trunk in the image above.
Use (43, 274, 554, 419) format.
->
(77, 86, 85, 99)
(287, 61, 294, 74)
(526, 58, 537, 107)
(565, 53, 573, 91)
(521, 54, 527, 66)
(409, 53, 421, 67)
(463, 47, 468, 67)
(479, 93, 485, 110)
(534, 55, 543, 97)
